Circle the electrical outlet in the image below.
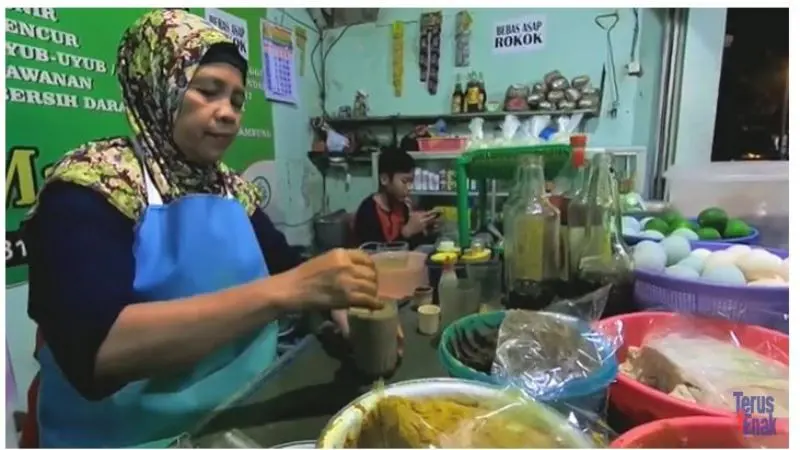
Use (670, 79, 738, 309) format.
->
(626, 62, 642, 76)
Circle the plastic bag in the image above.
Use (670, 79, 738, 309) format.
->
(605, 307, 789, 421)
(326, 129, 349, 152)
(622, 312, 788, 415)
(491, 285, 622, 399)
(489, 285, 623, 444)
(500, 114, 520, 142)
(468, 117, 484, 142)
(344, 380, 597, 448)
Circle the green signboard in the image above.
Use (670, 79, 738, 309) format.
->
(5, 8, 275, 287)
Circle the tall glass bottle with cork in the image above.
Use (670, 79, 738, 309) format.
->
(572, 152, 633, 317)
(505, 155, 561, 310)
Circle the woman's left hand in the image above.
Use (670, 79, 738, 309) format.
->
(330, 309, 405, 357)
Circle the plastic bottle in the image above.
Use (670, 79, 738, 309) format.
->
(437, 258, 461, 328)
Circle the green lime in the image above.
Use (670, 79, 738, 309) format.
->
(697, 207, 729, 233)
(696, 227, 722, 240)
(723, 218, 752, 238)
(661, 210, 685, 227)
(644, 218, 670, 236)
(671, 219, 694, 232)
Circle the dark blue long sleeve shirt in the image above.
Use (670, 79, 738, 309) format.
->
(25, 181, 304, 400)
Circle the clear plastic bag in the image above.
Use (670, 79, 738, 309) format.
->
(489, 285, 623, 444)
(618, 311, 788, 417)
(491, 285, 622, 400)
(340, 379, 597, 448)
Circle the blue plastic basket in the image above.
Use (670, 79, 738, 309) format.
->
(633, 241, 788, 333)
(438, 311, 618, 415)
(623, 217, 761, 246)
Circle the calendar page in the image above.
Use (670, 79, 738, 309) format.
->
(261, 20, 297, 105)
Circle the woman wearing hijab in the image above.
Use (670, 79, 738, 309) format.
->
(20, 9, 381, 448)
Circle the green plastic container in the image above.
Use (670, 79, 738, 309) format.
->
(454, 144, 572, 247)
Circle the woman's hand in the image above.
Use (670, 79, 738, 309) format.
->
(281, 249, 381, 311)
(331, 309, 405, 357)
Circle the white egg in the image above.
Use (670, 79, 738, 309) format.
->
(691, 248, 712, 261)
(748, 277, 788, 287)
(622, 216, 641, 234)
(703, 251, 738, 273)
(670, 228, 699, 241)
(633, 241, 667, 272)
(725, 244, 752, 258)
(635, 240, 662, 255)
(677, 255, 706, 273)
(623, 227, 640, 237)
(640, 230, 665, 241)
(778, 258, 789, 281)
(661, 235, 692, 266)
(702, 265, 747, 286)
(750, 248, 773, 258)
(665, 264, 700, 280)
(736, 250, 783, 282)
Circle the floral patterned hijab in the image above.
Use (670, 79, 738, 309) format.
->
(30, 9, 260, 221)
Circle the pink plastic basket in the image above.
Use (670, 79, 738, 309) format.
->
(633, 241, 788, 332)
(417, 137, 467, 153)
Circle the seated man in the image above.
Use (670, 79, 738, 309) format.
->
(354, 150, 438, 248)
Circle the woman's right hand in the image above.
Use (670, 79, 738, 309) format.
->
(281, 249, 381, 311)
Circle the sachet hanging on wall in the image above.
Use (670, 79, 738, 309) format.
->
(455, 11, 472, 67)
(392, 21, 404, 97)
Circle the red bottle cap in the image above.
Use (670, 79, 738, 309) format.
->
(570, 134, 587, 167)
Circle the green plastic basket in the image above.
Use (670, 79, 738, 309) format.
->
(455, 144, 572, 247)
(457, 144, 572, 180)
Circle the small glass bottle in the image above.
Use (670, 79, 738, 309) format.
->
(451, 74, 464, 114)
(573, 152, 633, 317)
(477, 72, 487, 111)
(505, 155, 561, 310)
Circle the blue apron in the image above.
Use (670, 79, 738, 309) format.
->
(37, 165, 279, 448)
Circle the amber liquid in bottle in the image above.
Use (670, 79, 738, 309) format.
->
(570, 152, 634, 318)
(505, 156, 563, 310)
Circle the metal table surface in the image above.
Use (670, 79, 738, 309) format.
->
(191, 304, 446, 448)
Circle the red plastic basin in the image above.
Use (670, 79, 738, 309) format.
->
(594, 311, 788, 426)
(611, 416, 789, 448)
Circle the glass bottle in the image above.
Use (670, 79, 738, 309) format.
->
(464, 72, 481, 113)
(552, 135, 588, 280)
(451, 74, 464, 114)
(477, 72, 487, 111)
(505, 155, 561, 310)
(573, 152, 633, 317)
(501, 166, 524, 292)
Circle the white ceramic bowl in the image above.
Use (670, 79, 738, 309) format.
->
(316, 377, 594, 448)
